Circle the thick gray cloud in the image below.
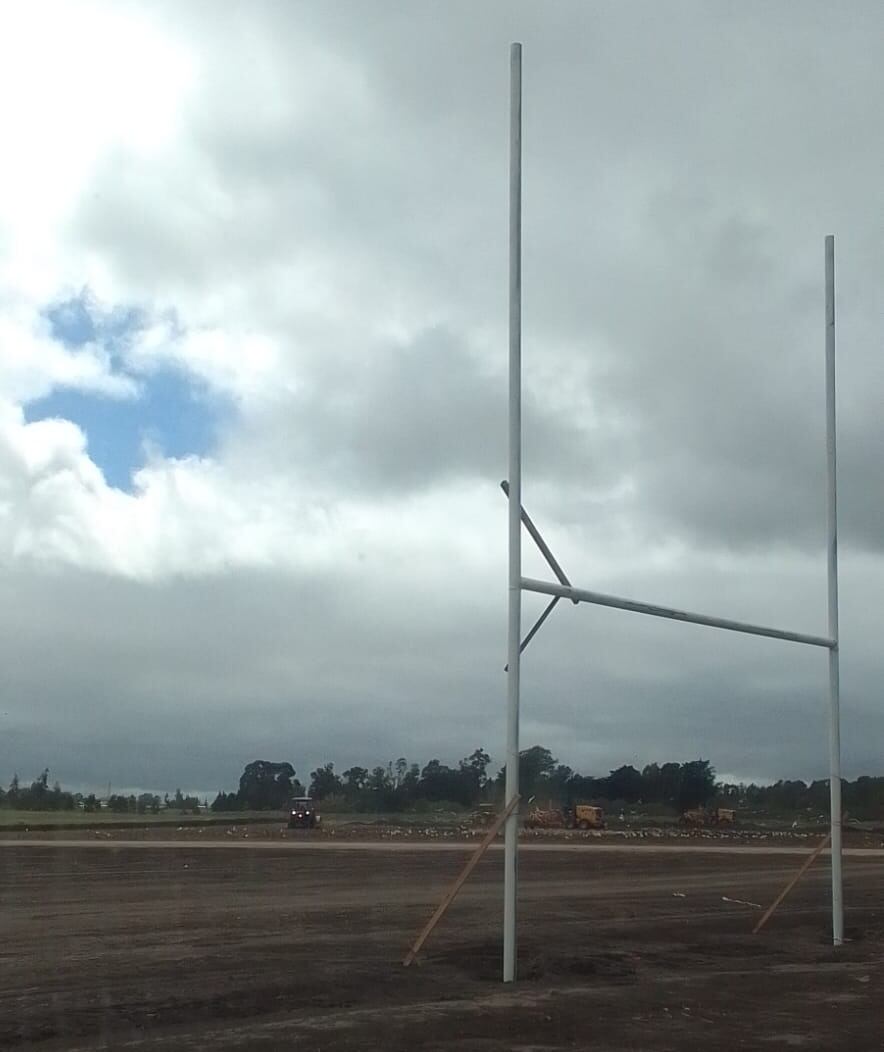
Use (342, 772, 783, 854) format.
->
(2, 545, 881, 794)
(297, 0, 884, 552)
(226, 325, 623, 496)
(2, 1, 883, 794)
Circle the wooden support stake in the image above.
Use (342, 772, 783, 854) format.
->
(403, 794, 520, 967)
(753, 830, 832, 935)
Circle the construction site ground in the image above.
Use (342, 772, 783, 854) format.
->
(2, 834, 883, 1051)
(2, 815, 881, 848)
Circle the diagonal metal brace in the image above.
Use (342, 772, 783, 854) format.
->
(504, 595, 560, 671)
(501, 480, 576, 666)
(500, 480, 576, 600)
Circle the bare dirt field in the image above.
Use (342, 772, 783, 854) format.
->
(1, 838, 882, 1050)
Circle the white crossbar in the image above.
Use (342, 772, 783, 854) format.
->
(520, 577, 835, 650)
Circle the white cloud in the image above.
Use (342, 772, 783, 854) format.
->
(0, 1, 195, 303)
(0, 309, 138, 403)
(126, 320, 285, 407)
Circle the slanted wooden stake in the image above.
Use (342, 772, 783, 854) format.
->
(403, 795, 520, 967)
(753, 830, 833, 935)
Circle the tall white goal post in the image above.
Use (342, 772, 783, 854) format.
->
(503, 42, 843, 983)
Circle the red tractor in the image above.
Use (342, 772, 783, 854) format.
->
(288, 796, 321, 830)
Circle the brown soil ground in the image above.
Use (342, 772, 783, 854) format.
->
(1, 839, 882, 1050)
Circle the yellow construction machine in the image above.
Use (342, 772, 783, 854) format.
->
(679, 807, 736, 828)
(524, 802, 606, 830)
(571, 804, 606, 830)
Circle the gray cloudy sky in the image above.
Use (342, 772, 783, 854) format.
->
(1, 1, 882, 795)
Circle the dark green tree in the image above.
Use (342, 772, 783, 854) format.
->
(659, 762, 683, 806)
(419, 759, 469, 803)
(548, 764, 574, 804)
(676, 760, 716, 811)
(641, 763, 661, 801)
(496, 745, 558, 801)
(342, 766, 369, 794)
(606, 765, 644, 803)
(310, 763, 343, 800)
(211, 791, 241, 812)
(107, 794, 133, 813)
(28, 769, 50, 808)
(459, 749, 491, 796)
(520, 746, 557, 794)
(368, 766, 391, 792)
(238, 761, 302, 810)
(136, 793, 161, 814)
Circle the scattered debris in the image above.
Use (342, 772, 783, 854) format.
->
(722, 896, 762, 909)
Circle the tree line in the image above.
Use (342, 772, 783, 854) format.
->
(719, 777, 884, 819)
(0, 770, 203, 814)
(5, 753, 884, 818)
(212, 751, 884, 818)
(210, 750, 720, 813)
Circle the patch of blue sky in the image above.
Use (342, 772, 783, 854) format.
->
(25, 292, 232, 491)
